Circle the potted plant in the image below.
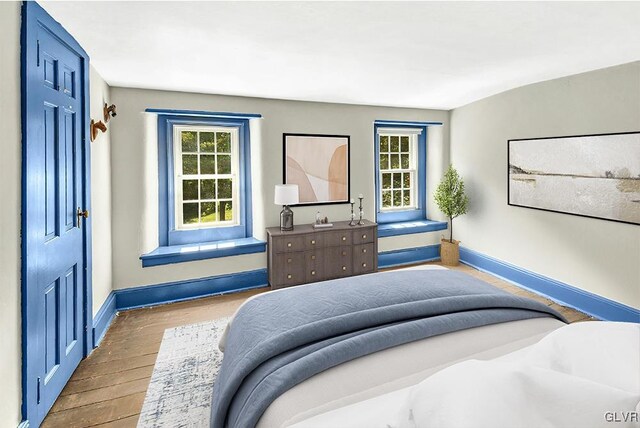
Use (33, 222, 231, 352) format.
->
(434, 165, 469, 266)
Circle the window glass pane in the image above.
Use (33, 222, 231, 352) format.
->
(403, 173, 411, 189)
(200, 132, 215, 153)
(382, 190, 392, 208)
(382, 173, 391, 189)
(380, 136, 389, 152)
(401, 154, 410, 169)
(217, 155, 232, 174)
(183, 203, 199, 224)
(182, 179, 198, 200)
(182, 154, 198, 174)
(390, 136, 400, 152)
(380, 154, 389, 170)
(393, 190, 402, 207)
(181, 131, 197, 153)
(200, 179, 216, 200)
(200, 202, 217, 223)
(218, 178, 232, 199)
(400, 136, 409, 152)
(403, 190, 411, 206)
(390, 154, 400, 169)
(218, 200, 232, 221)
(217, 132, 231, 153)
(200, 155, 216, 174)
(393, 173, 401, 189)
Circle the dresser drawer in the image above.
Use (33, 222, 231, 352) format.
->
(304, 250, 325, 282)
(325, 246, 353, 278)
(272, 252, 306, 288)
(325, 230, 352, 247)
(304, 233, 325, 250)
(353, 243, 375, 275)
(272, 235, 306, 253)
(352, 227, 375, 245)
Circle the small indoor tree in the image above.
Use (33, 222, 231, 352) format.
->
(434, 165, 469, 265)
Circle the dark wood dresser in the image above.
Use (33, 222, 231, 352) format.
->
(266, 220, 378, 290)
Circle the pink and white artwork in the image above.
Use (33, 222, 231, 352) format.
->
(284, 134, 350, 205)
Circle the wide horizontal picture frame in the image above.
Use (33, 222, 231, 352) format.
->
(507, 131, 640, 226)
(283, 133, 351, 206)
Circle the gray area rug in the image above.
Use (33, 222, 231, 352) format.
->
(137, 318, 229, 427)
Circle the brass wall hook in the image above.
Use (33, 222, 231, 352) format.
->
(90, 119, 107, 142)
(103, 103, 117, 122)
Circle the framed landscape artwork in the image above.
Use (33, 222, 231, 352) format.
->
(283, 133, 350, 205)
(508, 132, 640, 225)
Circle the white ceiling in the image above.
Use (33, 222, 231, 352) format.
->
(41, 1, 640, 110)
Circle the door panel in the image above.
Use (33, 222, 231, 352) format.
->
(22, 3, 90, 425)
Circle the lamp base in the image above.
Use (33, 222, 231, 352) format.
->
(280, 205, 294, 231)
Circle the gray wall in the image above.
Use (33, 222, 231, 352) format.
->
(450, 61, 640, 309)
(89, 66, 114, 316)
(0, 2, 23, 425)
(109, 88, 450, 290)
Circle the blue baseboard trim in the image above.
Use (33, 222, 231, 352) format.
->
(92, 292, 117, 348)
(459, 247, 640, 323)
(114, 268, 269, 311)
(378, 244, 441, 268)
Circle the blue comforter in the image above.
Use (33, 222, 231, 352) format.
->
(210, 269, 565, 428)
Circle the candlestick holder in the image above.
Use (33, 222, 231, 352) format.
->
(349, 201, 357, 226)
(358, 196, 365, 225)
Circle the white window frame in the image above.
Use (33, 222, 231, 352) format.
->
(173, 125, 240, 230)
(377, 127, 422, 212)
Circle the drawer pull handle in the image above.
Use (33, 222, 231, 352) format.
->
(362, 234, 367, 239)
(287, 242, 292, 247)
(362, 248, 367, 253)
(311, 270, 316, 276)
(287, 274, 292, 279)
(362, 263, 367, 268)
(342, 251, 347, 256)
(287, 258, 292, 263)
(311, 255, 316, 260)
(311, 239, 316, 245)
(341, 236, 346, 241)
(342, 266, 346, 271)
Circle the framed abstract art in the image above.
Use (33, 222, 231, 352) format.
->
(283, 133, 350, 205)
(508, 131, 640, 225)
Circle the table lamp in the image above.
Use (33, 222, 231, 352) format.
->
(274, 184, 299, 231)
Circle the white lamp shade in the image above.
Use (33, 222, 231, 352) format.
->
(274, 184, 299, 205)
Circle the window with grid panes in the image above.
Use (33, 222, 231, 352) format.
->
(174, 125, 239, 229)
(378, 132, 418, 211)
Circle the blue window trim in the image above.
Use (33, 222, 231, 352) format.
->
(378, 220, 448, 237)
(140, 237, 266, 267)
(374, 120, 442, 224)
(157, 114, 254, 247)
(145, 108, 262, 120)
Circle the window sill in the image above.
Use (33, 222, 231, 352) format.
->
(140, 237, 266, 268)
(378, 219, 448, 238)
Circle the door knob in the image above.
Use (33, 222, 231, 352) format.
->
(77, 208, 89, 228)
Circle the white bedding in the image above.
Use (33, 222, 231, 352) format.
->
(291, 322, 640, 428)
(258, 317, 564, 427)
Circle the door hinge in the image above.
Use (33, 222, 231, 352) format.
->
(36, 377, 41, 404)
(37, 39, 40, 67)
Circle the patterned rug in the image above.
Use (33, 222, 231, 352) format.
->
(137, 318, 229, 427)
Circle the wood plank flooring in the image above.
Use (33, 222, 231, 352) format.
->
(42, 262, 592, 427)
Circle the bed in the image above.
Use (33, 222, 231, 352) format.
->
(211, 267, 639, 428)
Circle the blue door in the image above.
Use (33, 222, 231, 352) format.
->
(22, 2, 92, 426)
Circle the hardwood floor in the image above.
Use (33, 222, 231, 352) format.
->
(42, 262, 592, 427)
